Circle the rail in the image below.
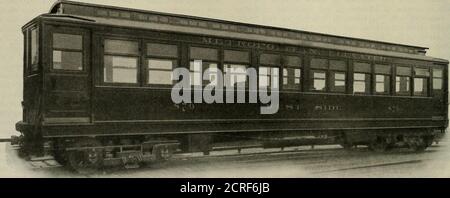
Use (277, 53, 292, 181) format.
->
(0, 138, 11, 143)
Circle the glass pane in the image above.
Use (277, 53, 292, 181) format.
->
(53, 50, 83, 70)
(331, 72, 346, 92)
(354, 62, 371, 73)
(104, 56, 138, 83)
(224, 50, 250, 63)
(283, 69, 288, 77)
(376, 75, 390, 94)
(396, 76, 410, 94)
(259, 66, 279, 88)
(311, 71, 326, 91)
(314, 79, 326, 91)
(354, 82, 366, 93)
(415, 68, 430, 77)
(53, 33, 82, 50)
(147, 43, 178, 57)
(354, 73, 365, 81)
(353, 73, 370, 94)
(225, 64, 248, 87)
(433, 79, 443, 90)
(311, 58, 328, 69)
(433, 69, 443, 78)
(105, 40, 139, 55)
(190, 47, 218, 61)
(433, 69, 443, 91)
(283, 68, 301, 89)
(284, 56, 302, 67)
(148, 59, 175, 70)
(148, 59, 175, 85)
(260, 54, 281, 65)
(295, 69, 301, 78)
(314, 72, 326, 79)
(375, 64, 391, 74)
(414, 78, 428, 96)
(189, 61, 218, 86)
(396, 66, 411, 76)
(330, 60, 346, 71)
(31, 28, 39, 69)
(149, 71, 173, 85)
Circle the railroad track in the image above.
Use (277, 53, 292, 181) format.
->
(2, 141, 444, 176)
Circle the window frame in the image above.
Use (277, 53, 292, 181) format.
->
(310, 69, 327, 92)
(188, 45, 221, 88)
(258, 52, 282, 90)
(352, 61, 372, 95)
(144, 41, 180, 88)
(373, 63, 392, 95)
(395, 65, 412, 96)
(353, 72, 372, 95)
(413, 66, 431, 97)
(223, 49, 252, 90)
(329, 59, 348, 93)
(432, 67, 444, 96)
(101, 37, 141, 86)
(282, 55, 303, 91)
(309, 57, 348, 93)
(51, 33, 84, 72)
(27, 25, 40, 75)
(49, 27, 89, 74)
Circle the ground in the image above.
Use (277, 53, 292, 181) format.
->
(0, 134, 449, 178)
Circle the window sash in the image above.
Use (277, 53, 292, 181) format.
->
(105, 39, 139, 56)
(30, 28, 39, 71)
(52, 50, 83, 71)
(103, 55, 139, 84)
(433, 69, 443, 91)
(310, 70, 327, 91)
(225, 64, 249, 88)
(433, 78, 443, 90)
(259, 66, 279, 89)
(53, 33, 83, 50)
(353, 73, 371, 94)
(414, 77, 428, 96)
(189, 61, 218, 86)
(147, 58, 177, 85)
(283, 67, 301, 90)
(395, 76, 411, 95)
(375, 74, 390, 94)
(331, 72, 346, 93)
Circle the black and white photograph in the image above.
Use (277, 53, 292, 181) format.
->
(0, 0, 449, 193)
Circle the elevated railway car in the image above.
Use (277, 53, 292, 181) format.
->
(15, 0, 448, 172)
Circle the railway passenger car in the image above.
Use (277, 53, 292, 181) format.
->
(15, 0, 448, 172)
